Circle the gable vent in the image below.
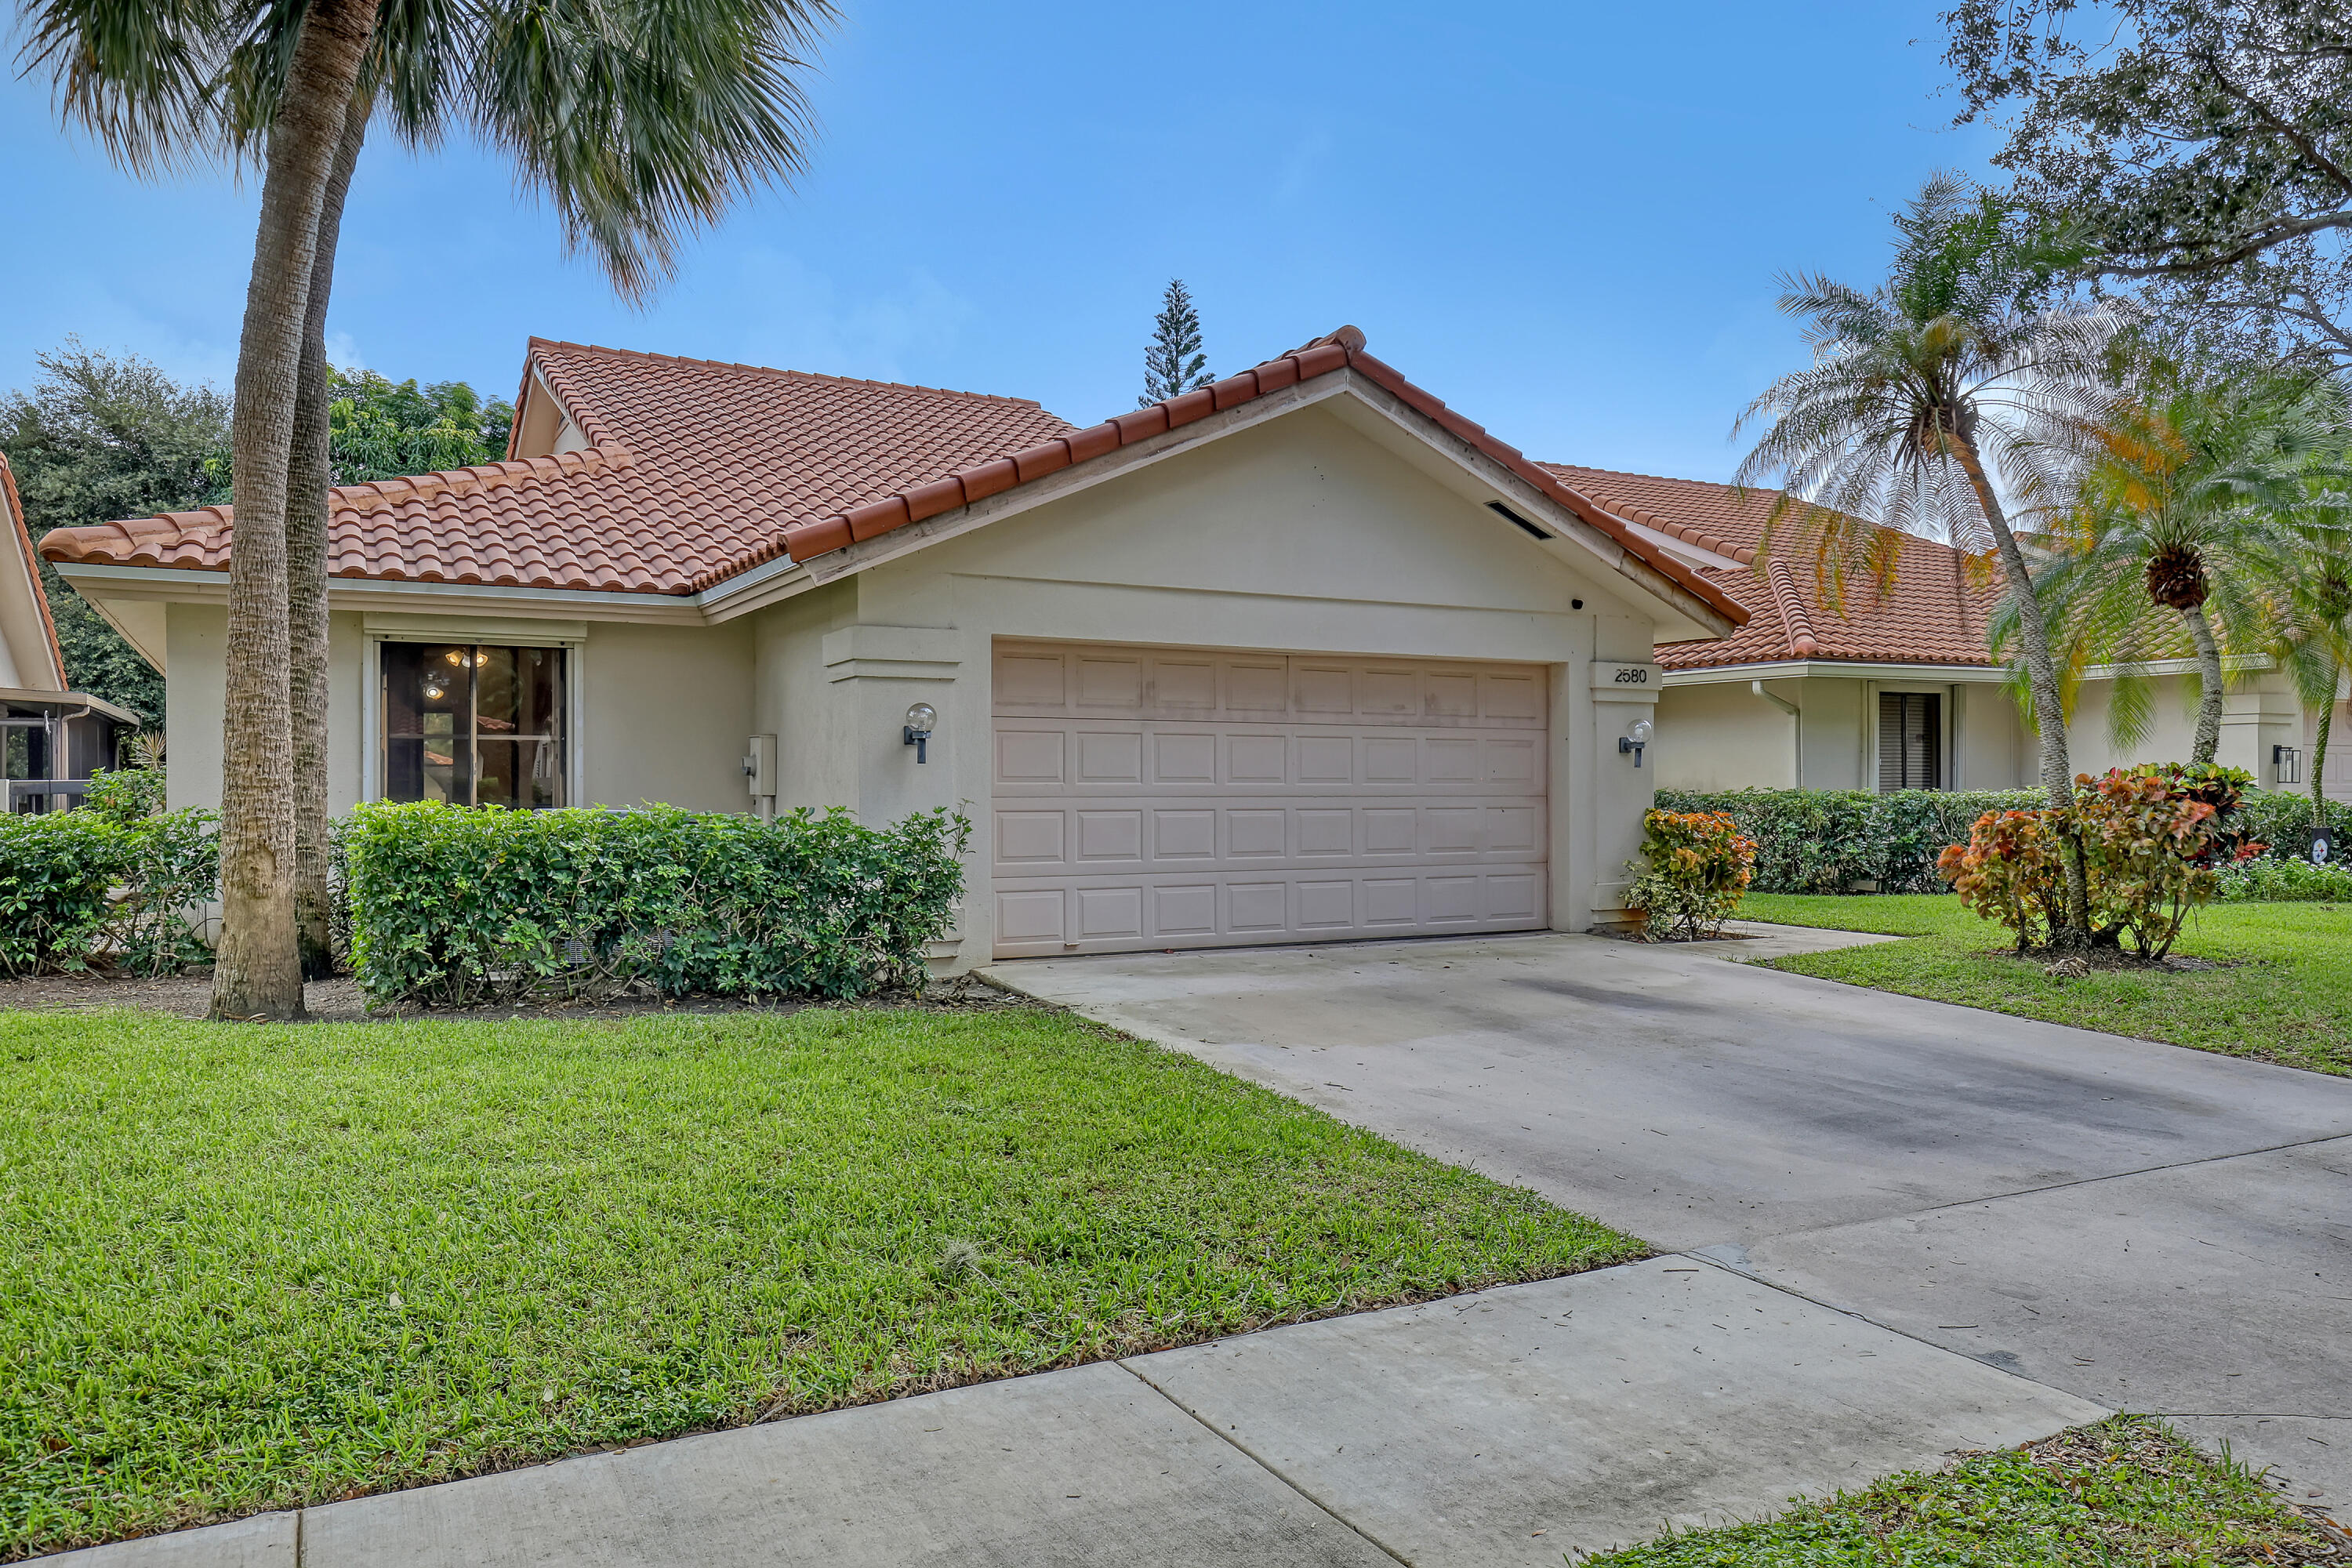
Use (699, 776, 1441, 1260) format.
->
(1486, 500, 1550, 539)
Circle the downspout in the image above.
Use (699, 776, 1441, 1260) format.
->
(1753, 681, 1802, 789)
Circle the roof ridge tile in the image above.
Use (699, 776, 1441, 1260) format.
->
(527, 336, 1048, 408)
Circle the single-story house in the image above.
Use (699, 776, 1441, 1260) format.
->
(2, 453, 139, 810)
(1548, 466, 2350, 798)
(42, 327, 1748, 964)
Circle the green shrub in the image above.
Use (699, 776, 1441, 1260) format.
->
(344, 802, 970, 1007)
(2217, 855, 2352, 902)
(1656, 786, 2047, 894)
(109, 806, 220, 975)
(81, 766, 167, 824)
(2236, 788, 2352, 863)
(1624, 809, 1756, 940)
(0, 811, 125, 975)
(0, 804, 217, 977)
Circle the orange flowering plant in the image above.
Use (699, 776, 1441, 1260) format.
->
(1625, 809, 1758, 941)
(1940, 764, 2263, 958)
(1938, 808, 2071, 953)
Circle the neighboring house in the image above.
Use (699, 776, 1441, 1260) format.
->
(2, 452, 138, 811)
(42, 327, 1744, 964)
(1547, 466, 2345, 797)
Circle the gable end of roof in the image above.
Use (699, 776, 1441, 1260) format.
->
(768, 328, 1751, 631)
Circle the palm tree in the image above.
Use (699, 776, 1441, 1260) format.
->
(2275, 453, 2352, 830)
(20, 0, 834, 1015)
(1734, 173, 2118, 945)
(2285, 560, 2352, 828)
(2033, 376, 2336, 765)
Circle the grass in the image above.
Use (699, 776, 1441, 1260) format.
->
(1583, 1415, 2343, 1566)
(1740, 891, 2352, 1075)
(0, 1005, 1640, 1556)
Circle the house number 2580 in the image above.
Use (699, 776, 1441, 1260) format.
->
(1612, 667, 1650, 684)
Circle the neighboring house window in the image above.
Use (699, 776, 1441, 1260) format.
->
(1877, 692, 1942, 792)
(382, 643, 567, 808)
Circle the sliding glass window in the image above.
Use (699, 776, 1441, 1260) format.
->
(382, 643, 567, 808)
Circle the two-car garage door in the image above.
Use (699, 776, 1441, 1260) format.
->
(990, 641, 1550, 957)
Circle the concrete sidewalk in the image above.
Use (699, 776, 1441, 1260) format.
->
(54, 1258, 2103, 1568)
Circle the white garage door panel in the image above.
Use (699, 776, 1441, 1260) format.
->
(993, 642, 1549, 957)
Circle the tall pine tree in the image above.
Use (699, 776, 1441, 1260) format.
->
(1139, 278, 1211, 405)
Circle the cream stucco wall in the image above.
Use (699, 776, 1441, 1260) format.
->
(164, 603, 227, 814)
(578, 619, 754, 811)
(2068, 669, 2306, 788)
(1653, 681, 1800, 790)
(1656, 673, 2038, 794)
(1657, 662, 2330, 798)
(750, 579, 862, 813)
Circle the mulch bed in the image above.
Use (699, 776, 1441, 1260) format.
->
(0, 968, 1028, 1024)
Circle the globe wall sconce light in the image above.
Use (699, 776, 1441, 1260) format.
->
(1618, 717, 1653, 768)
(903, 702, 937, 764)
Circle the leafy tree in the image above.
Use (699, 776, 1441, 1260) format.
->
(1945, 0, 2352, 369)
(328, 368, 512, 483)
(1140, 278, 1211, 405)
(1733, 172, 2121, 946)
(19, 0, 836, 1018)
(2, 343, 230, 722)
(2034, 372, 2339, 763)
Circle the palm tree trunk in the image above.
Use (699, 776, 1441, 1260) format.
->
(209, 0, 377, 1023)
(288, 99, 368, 982)
(2315, 672, 2336, 829)
(1949, 434, 2089, 946)
(2180, 603, 2226, 766)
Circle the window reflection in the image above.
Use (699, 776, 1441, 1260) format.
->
(382, 643, 565, 808)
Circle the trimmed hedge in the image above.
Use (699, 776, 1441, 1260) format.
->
(2234, 789, 2352, 864)
(0, 785, 216, 977)
(2219, 857, 2352, 902)
(1660, 784, 2352, 897)
(344, 801, 970, 1007)
(1654, 787, 2046, 894)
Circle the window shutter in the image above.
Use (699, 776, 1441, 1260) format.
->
(1877, 692, 1942, 791)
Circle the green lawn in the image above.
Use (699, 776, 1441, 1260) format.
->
(0, 1006, 1639, 1555)
(1741, 892, 2352, 1074)
(1586, 1415, 2339, 1567)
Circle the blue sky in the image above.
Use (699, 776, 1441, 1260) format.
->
(2, 1, 1997, 482)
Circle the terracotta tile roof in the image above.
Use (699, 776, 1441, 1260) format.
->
(38, 330, 1748, 630)
(36, 342, 1076, 596)
(1544, 466, 2001, 670)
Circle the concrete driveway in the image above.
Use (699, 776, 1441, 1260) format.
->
(985, 927, 2352, 1506)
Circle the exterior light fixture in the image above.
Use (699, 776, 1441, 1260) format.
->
(903, 702, 937, 764)
(1618, 717, 1653, 768)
